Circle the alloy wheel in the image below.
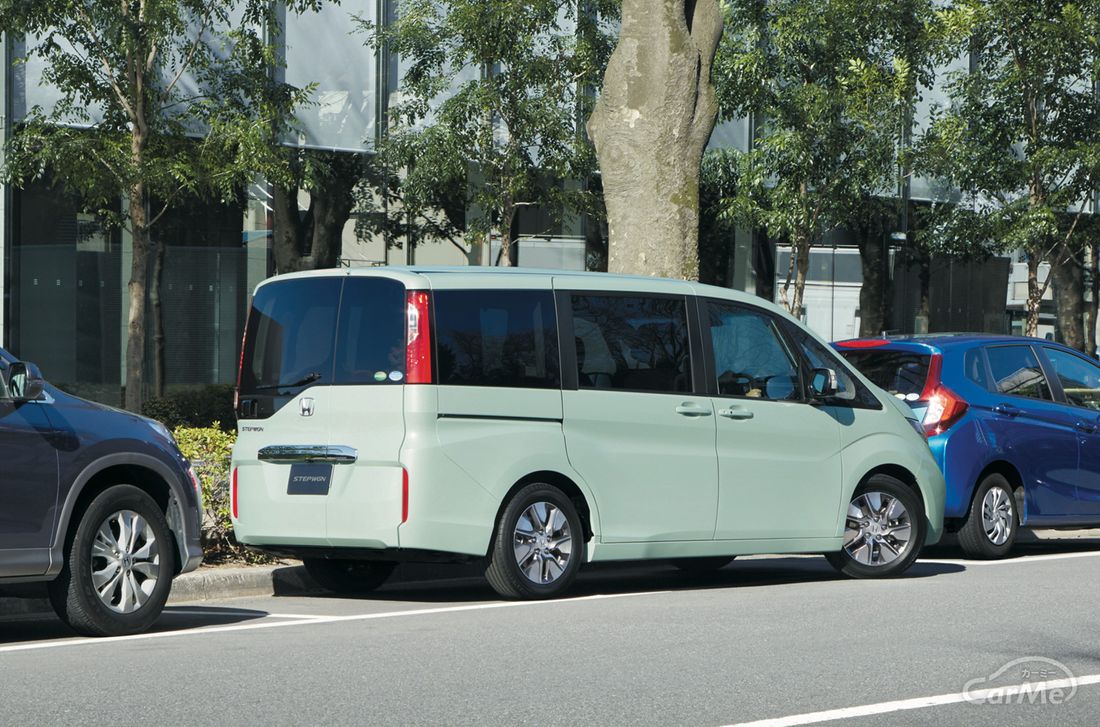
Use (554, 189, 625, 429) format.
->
(513, 501, 573, 585)
(981, 486, 1014, 546)
(90, 509, 161, 614)
(842, 491, 913, 567)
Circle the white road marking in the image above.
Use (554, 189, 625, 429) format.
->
(922, 550, 1100, 566)
(724, 673, 1100, 726)
(0, 590, 668, 655)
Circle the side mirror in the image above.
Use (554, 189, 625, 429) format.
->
(809, 367, 838, 398)
(8, 361, 46, 402)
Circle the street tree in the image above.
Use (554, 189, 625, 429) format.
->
(0, 0, 318, 411)
(360, 0, 618, 266)
(916, 0, 1100, 345)
(588, 0, 723, 280)
(713, 0, 939, 321)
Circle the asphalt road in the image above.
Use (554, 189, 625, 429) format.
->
(2, 540, 1100, 727)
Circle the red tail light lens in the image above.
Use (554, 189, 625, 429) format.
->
(836, 338, 890, 348)
(231, 467, 239, 520)
(406, 291, 433, 384)
(402, 468, 409, 524)
(923, 384, 968, 436)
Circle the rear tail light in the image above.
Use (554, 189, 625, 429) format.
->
(406, 291, 433, 384)
(923, 384, 968, 436)
(836, 338, 890, 348)
(231, 467, 239, 520)
(918, 353, 944, 401)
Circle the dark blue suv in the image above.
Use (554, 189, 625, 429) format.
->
(0, 348, 202, 635)
(836, 334, 1100, 558)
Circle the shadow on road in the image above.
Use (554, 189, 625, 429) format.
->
(308, 555, 967, 605)
(0, 605, 272, 645)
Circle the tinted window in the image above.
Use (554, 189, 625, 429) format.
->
(333, 277, 407, 385)
(239, 278, 340, 395)
(707, 302, 799, 401)
(839, 349, 930, 398)
(986, 345, 1052, 400)
(964, 349, 989, 389)
(572, 295, 691, 394)
(793, 328, 880, 407)
(1044, 348, 1100, 411)
(434, 290, 559, 388)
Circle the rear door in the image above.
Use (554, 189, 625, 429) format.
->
(0, 361, 60, 576)
(703, 301, 843, 540)
(983, 344, 1080, 520)
(559, 287, 718, 542)
(1039, 346, 1100, 518)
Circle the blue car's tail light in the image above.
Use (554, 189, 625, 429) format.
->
(923, 384, 969, 436)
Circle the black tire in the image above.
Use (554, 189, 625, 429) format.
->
(303, 558, 397, 595)
(485, 483, 584, 599)
(825, 474, 926, 579)
(48, 485, 175, 637)
(957, 473, 1018, 559)
(672, 556, 736, 572)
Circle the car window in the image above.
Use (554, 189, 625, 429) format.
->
(705, 301, 799, 401)
(435, 289, 559, 388)
(333, 277, 408, 385)
(795, 328, 881, 407)
(986, 345, 1052, 400)
(838, 350, 929, 399)
(571, 294, 691, 394)
(964, 349, 989, 389)
(1044, 348, 1100, 411)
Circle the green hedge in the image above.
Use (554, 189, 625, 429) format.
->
(143, 385, 236, 431)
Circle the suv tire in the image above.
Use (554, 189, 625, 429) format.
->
(48, 485, 175, 637)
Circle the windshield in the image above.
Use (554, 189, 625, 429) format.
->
(838, 349, 931, 399)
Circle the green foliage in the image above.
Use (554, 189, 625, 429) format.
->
(173, 423, 269, 563)
(356, 0, 619, 258)
(712, 0, 940, 311)
(142, 385, 236, 431)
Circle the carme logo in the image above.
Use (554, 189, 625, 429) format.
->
(963, 657, 1078, 706)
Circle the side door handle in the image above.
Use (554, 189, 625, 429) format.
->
(993, 403, 1021, 418)
(717, 407, 754, 420)
(675, 403, 712, 417)
(1075, 420, 1097, 434)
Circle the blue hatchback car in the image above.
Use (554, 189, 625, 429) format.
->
(835, 334, 1100, 558)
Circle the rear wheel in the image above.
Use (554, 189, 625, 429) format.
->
(485, 483, 583, 599)
(303, 559, 397, 595)
(672, 556, 735, 572)
(957, 473, 1017, 559)
(825, 474, 925, 578)
(48, 485, 174, 637)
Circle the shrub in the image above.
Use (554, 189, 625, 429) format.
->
(143, 385, 236, 431)
(173, 423, 272, 564)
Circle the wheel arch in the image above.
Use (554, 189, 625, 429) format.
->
(488, 470, 595, 556)
(49, 454, 196, 578)
(858, 464, 924, 510)
(971, 460, 1025, 521)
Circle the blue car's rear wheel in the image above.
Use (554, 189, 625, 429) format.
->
(958, 473, 1017, 559)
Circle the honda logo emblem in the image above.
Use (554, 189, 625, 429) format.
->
(300, 397, 315, 417)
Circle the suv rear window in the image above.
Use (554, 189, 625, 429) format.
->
(839, 349, 931, 399)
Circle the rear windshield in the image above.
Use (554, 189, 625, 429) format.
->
(838, 349, 931, 399)
(238, 276, 406, 415)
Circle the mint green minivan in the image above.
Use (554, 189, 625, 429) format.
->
(231, 267, 944, 598)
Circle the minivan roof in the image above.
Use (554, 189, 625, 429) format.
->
(253, 265, 783, 315)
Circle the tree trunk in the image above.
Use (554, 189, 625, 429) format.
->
(1025, 255, 1042, 338)
(151, 236, 166, 397)
(126, 180, 149, 413)
(587, 0, 723, 280)
(789, 235, 810, 319)
(1051, 245, 1084, 351)
(917, 249, 931, 333)
(856, 219, 890, 337)
(271, 152, 361, 273)
(1087, 241, 1099, 358)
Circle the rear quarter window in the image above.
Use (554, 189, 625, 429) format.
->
(434, 289, 560, 389)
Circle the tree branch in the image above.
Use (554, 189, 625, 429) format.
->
(73, 2, 136, 120)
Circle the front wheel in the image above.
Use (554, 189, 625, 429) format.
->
(957, 473, 1017, 559)
(303, 559, 397, 596)
(825, 474, 926, 579)
(485, 483, 583, 599)
(48, 484, 175, 637)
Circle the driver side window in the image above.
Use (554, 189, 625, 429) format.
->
(706, 301, 800, 401)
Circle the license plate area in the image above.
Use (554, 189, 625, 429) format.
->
(287, 463, 333, 495)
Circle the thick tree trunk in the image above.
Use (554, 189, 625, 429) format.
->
(856, 218, 890, 337)
(271, 152, 361, 273)
(789, 236, 810, 319)
(587, 0, 723, 280)
(1051, 246, 1084, 351)
(126, 180, 149, 413)
(1025, 255, 1042, 338)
